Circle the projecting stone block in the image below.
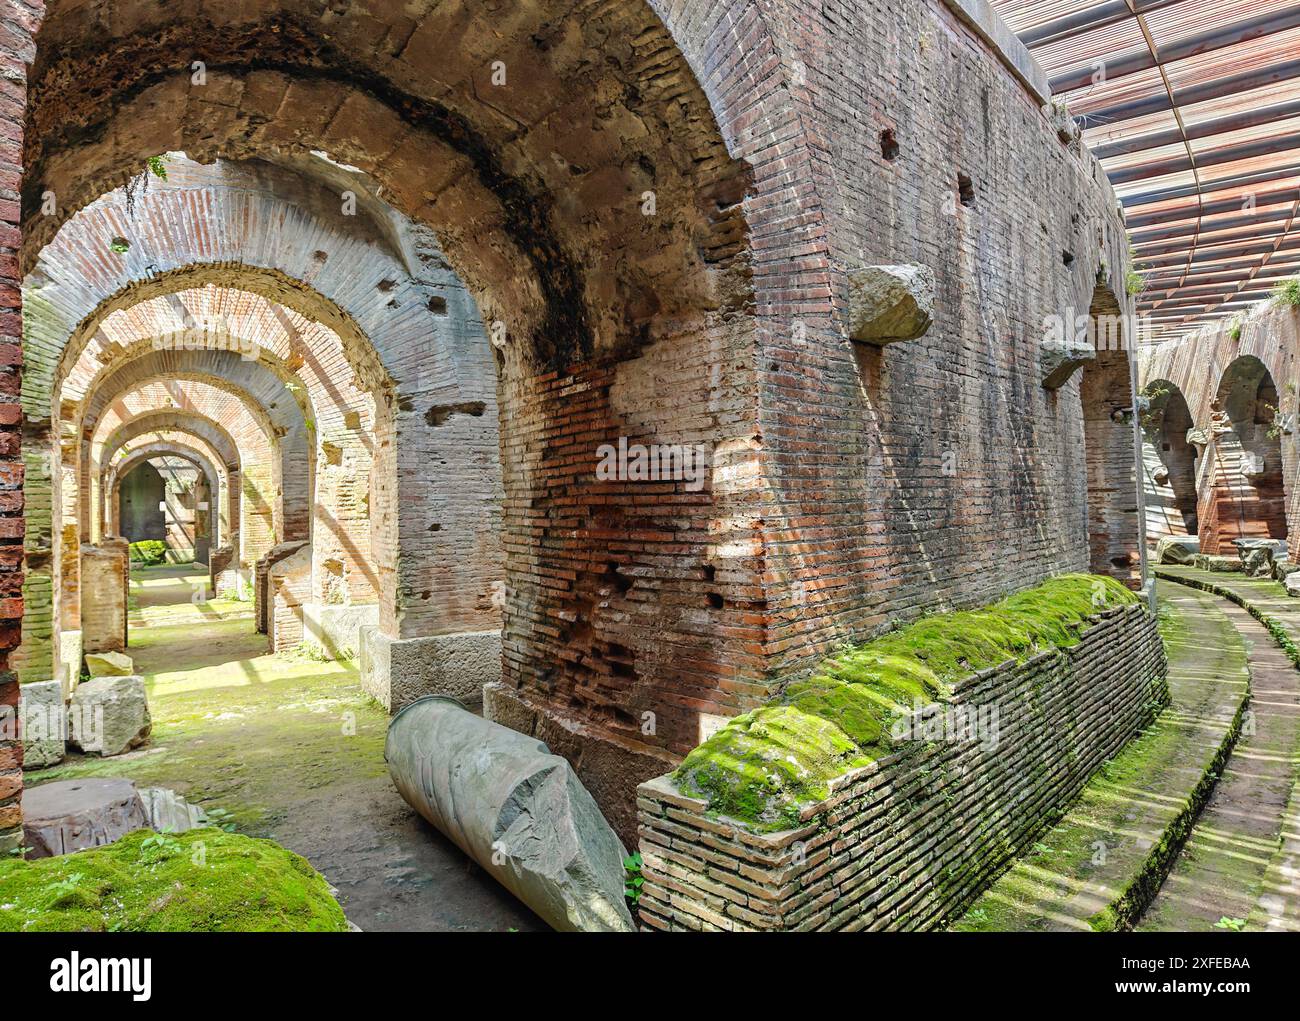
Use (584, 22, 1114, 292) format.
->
(1286, 573, 1300, 598)
(359, 627, 502, 712)
(847, 264, 934, 345)
(1040, 335, 1096, 390)
(19, 681, 66, 769)
(85, 650, 134, 677)
(69, 676, 152, 757)
(1155, 536, 1199, 565)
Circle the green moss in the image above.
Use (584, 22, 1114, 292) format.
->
(675, 574, 1140, 830)
(0, 829, 347, 932)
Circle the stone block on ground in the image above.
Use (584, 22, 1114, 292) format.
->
(847, 264, 934, 345)
(1155, 535, 1199, 565)
(1275, 560, 1300, 581)
(21, 778, 149, 858)
(1285, 573, 1300, 598)
(69, 676, 152, 756)
(1193, 554, 1243, 573)
(18, 681, 65, 768)
(85, 650, 134, 677)
(1233, 538, 1278, 577)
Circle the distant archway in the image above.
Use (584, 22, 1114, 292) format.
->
(1200, 355, 1287, 553)
(1140, 380, 1198, 539)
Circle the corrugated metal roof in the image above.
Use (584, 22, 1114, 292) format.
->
(988, 0, 1300, 341)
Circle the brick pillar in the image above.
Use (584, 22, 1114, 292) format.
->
(81, 540, 128, 654)
(0, 4, 32, 852)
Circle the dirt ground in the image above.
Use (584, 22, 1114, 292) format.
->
(28, 564, 545, 932)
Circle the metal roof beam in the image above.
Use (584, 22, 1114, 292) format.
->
(1092, 98, 1300, 160)
(1125, 187, 1300, 228)
(1020, 0, 1181, 47)
(1141, 263, 1300, 289)
(1107, 133, 1300, 186)
(1049, 8, 1300, 94)
(1120, 164, 1300, 208)
(1076, 59, 1300, 127)
(1134, 236, 1300, 269)
(1131, 207, 1298, 245)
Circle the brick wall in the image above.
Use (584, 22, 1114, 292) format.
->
(637, 602, 1166, 930)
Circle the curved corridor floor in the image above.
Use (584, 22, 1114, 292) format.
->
(28, 564, 544, 932)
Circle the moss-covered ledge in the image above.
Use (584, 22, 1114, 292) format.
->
(674, 574, 1142, 832)
(0, 829, 348, 932)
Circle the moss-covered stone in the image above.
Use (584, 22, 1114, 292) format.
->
(675, 573, 1140, 829)
(0, 829, 348, 932)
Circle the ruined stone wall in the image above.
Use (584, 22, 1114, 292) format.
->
(637, 603, 1166, 931)
(1138, 302, 1300, 557)
(268, 543, 312, 652)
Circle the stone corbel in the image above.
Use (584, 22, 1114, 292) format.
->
(1040, 335, 1095, 390)
(847, 264, 935, 345)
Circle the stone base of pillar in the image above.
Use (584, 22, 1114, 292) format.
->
(301, 603, 379, 659)
(358, 627, 501, 712)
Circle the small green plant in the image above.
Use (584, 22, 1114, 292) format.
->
(128, 539, 167, 566)
(1125, 243, 1146, 296)
(146, 155, 168, 180)
(203, 808, 237, 834)
(1214, 916, 1247, 931)
(1273, 278, 1300, 308)
(109, 237, 131, 254)
(1229, 315, 1245, 342)
(623, 851, 644, 908)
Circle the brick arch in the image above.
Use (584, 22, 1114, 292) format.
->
(105, 428, 239, 560)
(1140, 379, 1199, 541)
(1199, 355, 1288, 554)
(81, 354, 313, 547)
(7, 0, 789, 842)
(94, 388, 277, 570)
(37, 156, 501, 637)
(22, 4, 754, 369)
(107, 444, 223, 552)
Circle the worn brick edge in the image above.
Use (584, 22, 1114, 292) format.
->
(636, 603, 1168, 931)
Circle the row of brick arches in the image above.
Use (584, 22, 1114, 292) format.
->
(1142, 351, 1290, 557)
(0, 0, 1149, 862)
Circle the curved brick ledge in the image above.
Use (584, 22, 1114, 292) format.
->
(636, 603, 1167, 931)
(956, 582, 1250, 931)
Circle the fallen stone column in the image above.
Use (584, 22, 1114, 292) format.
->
(386, 696, 634, 932)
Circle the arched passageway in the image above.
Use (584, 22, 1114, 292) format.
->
(1200, 355, 1288, 554)
(1141, 380, 1199, 540)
